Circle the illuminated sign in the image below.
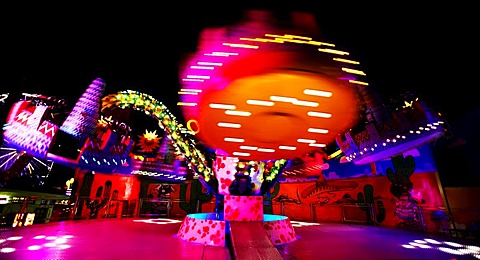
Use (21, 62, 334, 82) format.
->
(12, 212, 36, 227)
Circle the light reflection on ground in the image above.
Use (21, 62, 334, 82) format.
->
(402, 238, 480, 258)
(133, 218, 183, 225)
(1, 218, 479, 259)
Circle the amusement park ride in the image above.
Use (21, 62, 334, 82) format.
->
(0, 9, 448, 249)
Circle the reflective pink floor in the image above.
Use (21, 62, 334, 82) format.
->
(1, 218, 479, 259)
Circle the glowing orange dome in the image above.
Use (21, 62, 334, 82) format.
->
(178, 11, 367, 161)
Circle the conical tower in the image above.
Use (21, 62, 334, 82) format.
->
(59, 78, 106, 145)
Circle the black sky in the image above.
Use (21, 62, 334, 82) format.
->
(1, 2, 479, 187)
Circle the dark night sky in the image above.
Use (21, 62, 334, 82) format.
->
(1, 3, 477, 121)
(1, 2, 479, 187)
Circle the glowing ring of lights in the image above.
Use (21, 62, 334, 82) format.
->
(101, 90, 212, 177)
(179, 28, 368, 161)
(187, 119, 200, 134)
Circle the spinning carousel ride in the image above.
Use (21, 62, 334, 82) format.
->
(175, 9, 369, 247)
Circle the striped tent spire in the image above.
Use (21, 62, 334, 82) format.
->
(59, 78, 106, 145)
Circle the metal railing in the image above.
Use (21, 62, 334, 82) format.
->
(138, 198, 173, 218)
(340, 203, 376, 224)
(275, 201, 377, 224)
(71, 197, 138, 220)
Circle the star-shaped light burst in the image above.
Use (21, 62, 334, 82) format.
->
(137, 129, 161, 153)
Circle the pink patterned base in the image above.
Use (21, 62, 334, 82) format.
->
(177, 213, 297, 247)
(262, 216, 297, 245)
(176, 213, 226, 247)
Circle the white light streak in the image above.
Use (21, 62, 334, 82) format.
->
(303, 89, 332, 97)
(307, 111, 332, 118)
(225, 110, 251, 116)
